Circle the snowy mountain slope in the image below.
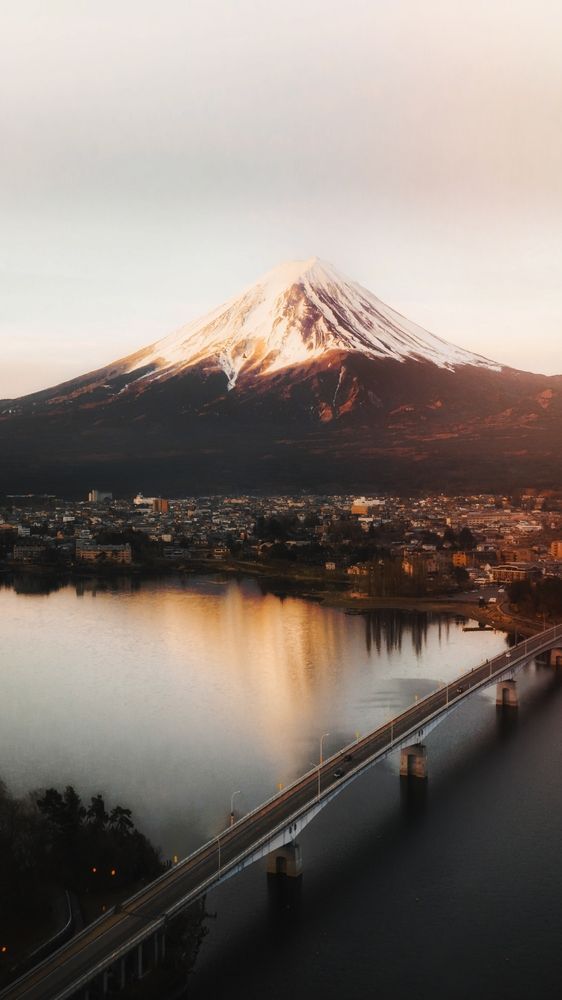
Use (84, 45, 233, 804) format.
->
(117, 257, 501, 391)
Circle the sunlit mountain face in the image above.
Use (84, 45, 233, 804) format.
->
(1, 258, 562, 495)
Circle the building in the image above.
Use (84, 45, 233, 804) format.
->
(347, 563, 370, 577)
(133, 494, 169, 513)
(88, 490, 113, 503)
(490, 563, 541, 584)
(76, 543, 132, 565)
(452, 551, 470, 567)
(550, 540, 562, 559)
(501, 546, 535, 563)
(12, 544, 48, 563)
(351, 498, 370, 516)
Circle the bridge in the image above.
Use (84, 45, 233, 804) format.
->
(3, 624, 562, 1000)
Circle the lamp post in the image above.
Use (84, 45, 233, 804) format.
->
(318, 732, 330, 800)
(230, 790, 241, 827)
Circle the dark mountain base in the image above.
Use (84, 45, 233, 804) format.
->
(1, 356, 561, 497)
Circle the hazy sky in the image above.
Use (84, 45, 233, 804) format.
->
(1, 0, 561, 396)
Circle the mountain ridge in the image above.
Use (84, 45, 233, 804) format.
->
(1, 258, 561, 495)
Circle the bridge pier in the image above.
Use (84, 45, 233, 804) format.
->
(399, 744, 427, 779)
(549, 648, 562, 667)
(496, 679, 518, 708)
(267, 842, 302, 878)
(118, 956, 127, 989)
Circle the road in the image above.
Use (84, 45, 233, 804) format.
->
(3, 625, 560, 1000)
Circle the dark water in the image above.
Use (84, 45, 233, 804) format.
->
(190, 662, 562, 1000)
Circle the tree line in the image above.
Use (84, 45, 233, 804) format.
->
(508, 577, 562, 618)
(0, 780, 161, 928)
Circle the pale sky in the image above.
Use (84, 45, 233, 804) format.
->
(1, 0, 561, 397)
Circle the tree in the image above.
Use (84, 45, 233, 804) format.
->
(508, 579, 533, 606)
(109, 806, 134, 837)
(443, 527, 457, 546)
(87, 794, 108, 831)
(453, 566, 469, 586)
(458, 527, 476, 550)
(61, 786, 86, 833)
(36, 787, 66, 828)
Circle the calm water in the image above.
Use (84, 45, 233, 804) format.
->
(3, 575, 560, 998)
(1, 574, 503, 855)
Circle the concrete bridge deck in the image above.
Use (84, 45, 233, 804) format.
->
(3, 623, 561, 1000)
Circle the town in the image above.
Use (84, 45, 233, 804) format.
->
(2, 489, 562, 605)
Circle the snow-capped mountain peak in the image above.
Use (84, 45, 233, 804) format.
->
(123, 258, 501, 390)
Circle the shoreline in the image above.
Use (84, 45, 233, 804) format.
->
(1, 557, 545, 637)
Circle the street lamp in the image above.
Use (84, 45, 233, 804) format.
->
(230, 789, 241, 827)
(318, 732, 330, 799)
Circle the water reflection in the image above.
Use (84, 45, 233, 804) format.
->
(399, 773, 428, 824)
(363, 609, 435, 656)
(1, 572, 69, 596)
(0, 576, 507, 856)
(495, 705, 519, 741)
(75, 576, 142, 597)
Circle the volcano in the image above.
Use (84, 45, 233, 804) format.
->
(1, 258, 561, 495)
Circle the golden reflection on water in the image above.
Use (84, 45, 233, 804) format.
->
(134, 582, 351, 762)
(0, 576, 508, 853)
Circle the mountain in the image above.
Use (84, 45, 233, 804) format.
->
(1, 258, 562, 495)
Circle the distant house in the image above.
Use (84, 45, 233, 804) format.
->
(212, 545, 229, 560)
(347, 563, 370, 577)
(351, 498, 370, 516)
(452, 551, 470, 567)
